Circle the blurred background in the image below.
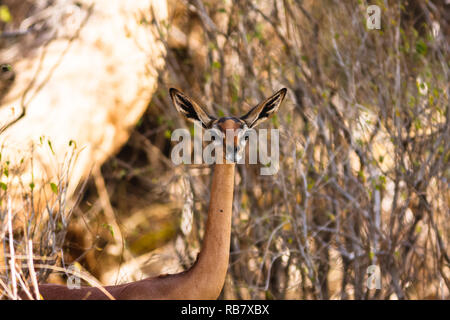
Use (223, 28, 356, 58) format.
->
(0, 0, 449, 300)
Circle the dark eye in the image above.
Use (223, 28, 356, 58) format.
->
(244, 136, 249, 141)
(210, 128, 222, 142)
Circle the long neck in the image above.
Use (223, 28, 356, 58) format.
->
(37, 163, 235, 300)
(181, 163, 235, 298)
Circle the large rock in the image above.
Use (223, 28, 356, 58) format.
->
(0, 0, 167, 199)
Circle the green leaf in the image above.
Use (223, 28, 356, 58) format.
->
(50, 182, 58, 195)
(414, 118, 422, 130)
(0, 182, 7, 191)
(415, 225, 422, 234)
(358, 170, 366, 182)
(286, 113, 292, 125)
(119, 169, 127, 179)
(1, 64, 11, 71)
(415, 39, 427, 55)
(29, 182, 35, 190)
(69, 140, 77, 148)
(271, 114, 279, 127)
(102, 223, 115, 237)
(0, 5, 12, 23)
(48, 140, 55, 155)
(265, 290, 274, 300)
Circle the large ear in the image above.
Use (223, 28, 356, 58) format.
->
(240, 88, 287, 128)
(169, 88, 216, 128)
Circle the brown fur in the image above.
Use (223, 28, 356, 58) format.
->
(38, 164, 236, 300)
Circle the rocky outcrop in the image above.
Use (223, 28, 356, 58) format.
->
(0, 0, 167, 199)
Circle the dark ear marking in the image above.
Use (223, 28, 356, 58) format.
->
(169, 88, 215, 128)
(241, 88, 287, 128)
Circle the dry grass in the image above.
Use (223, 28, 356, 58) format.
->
(0, 141, 82, 299)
